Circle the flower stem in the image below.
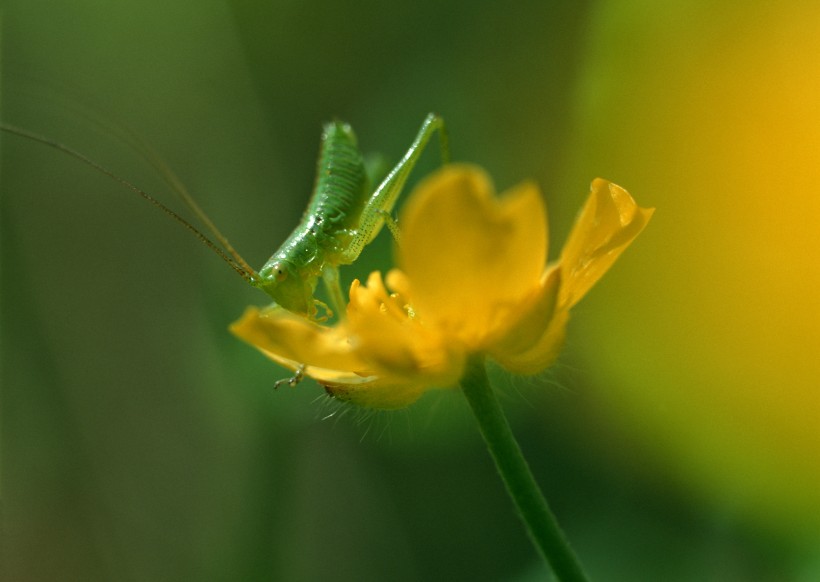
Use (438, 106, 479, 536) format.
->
(460, 355, 589, 582)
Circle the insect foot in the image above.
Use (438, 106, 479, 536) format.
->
(377, 209, 401, 244)
(273, 364, 305, 389)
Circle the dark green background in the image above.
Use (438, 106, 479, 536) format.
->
(1, 1, 811, 580)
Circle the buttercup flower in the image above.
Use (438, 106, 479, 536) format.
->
(231, 165, 653, 408)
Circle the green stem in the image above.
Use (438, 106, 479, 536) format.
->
(460, 354, 589, 582)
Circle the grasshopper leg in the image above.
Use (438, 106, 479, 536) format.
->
(321, 265, 346, 319)
(274, 364, 305, 389)
(377, 209, 401, 245)
(340, 113, 449, 263)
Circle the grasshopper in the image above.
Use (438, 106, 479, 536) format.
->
(255, 114, 448, 319)
(2, 113, 449, 320)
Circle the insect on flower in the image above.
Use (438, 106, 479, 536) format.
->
(232, 165, 654, 408)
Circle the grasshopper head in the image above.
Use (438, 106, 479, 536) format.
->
(257, 259, 317, 318)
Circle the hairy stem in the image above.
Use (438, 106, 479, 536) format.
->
(460, 355, 589, 582)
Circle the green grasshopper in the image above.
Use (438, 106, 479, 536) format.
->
(255, 114, 448, 319)
(2, 113, 449, 320)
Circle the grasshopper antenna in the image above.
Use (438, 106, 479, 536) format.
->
(7, 83, 257, 278)
(1, 124, 259, 284)
(98, 123, 259, 279)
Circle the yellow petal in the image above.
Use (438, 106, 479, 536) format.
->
(486, 266, 561, 365)
(559, 179, 654, 308)
(230, 306, 371, 375)
(230, 304, 441, 409)
(399, 165, 548, 346)
(490, 309, 570, 375)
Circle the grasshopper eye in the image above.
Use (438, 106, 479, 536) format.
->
(273, 262, 288, 282)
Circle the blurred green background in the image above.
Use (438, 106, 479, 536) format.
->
(2, 1, 819, 580)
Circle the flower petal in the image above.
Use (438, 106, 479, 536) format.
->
(230, 305, 371, 375)
(399, 165, 548, 346)
(559, 179, 654, 308)
(486, 266, 561, 369)
(491, 309, 570, 375)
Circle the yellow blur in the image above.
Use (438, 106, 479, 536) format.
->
(567, 1, 820, 541)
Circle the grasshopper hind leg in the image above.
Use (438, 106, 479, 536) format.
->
(340, 113, 449, 264)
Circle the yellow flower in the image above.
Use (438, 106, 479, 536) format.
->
(231, 165, 653, 408)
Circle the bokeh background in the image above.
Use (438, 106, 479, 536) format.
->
(3, 1, 819, 580)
